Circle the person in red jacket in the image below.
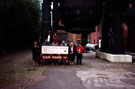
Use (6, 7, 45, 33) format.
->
(76, 43, 84, 65)
(52, 33, 59, 43)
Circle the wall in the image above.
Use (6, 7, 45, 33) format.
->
(57, 30, 81, 44)
(91, 29, 98, 44)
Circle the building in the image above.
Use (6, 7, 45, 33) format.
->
(57, 30, 81, 44)
(90, 25, 102, 44)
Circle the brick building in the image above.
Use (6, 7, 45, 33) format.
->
(90, 25, 102, 44)
(57, 30, 81, 44)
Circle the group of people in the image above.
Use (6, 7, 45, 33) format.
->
(68, 41, 84, 65)
(42, 31, 59, 46)
(32, 31, 84, 66)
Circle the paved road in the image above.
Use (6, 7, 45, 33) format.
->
(26, 51, 135, 89)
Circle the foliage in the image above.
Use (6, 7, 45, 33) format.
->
(0, 0, 41, 50)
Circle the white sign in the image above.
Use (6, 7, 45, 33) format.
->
(42, 46, 69, 54)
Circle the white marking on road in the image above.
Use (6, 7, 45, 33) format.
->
(76, 69, 135, 88)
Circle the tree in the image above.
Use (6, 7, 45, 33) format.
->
(0, 0, 41, 50)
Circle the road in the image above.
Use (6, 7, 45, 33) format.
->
(26, 51, 135, 89)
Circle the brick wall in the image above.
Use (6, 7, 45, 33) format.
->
(91, 29, 98, 44)
(57, 30, 81, 44)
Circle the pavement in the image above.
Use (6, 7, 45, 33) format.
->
(26, 51, 135, 89)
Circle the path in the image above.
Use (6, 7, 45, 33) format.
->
(26, 51, 135, 89)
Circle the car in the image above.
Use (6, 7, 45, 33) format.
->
(83, 43, 99, 53)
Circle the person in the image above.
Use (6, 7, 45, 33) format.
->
(74, 42, 78, 47)
(76, 43, 84, 65)
(42, 39, 50, 64)
(51, 40, 59, 46)
(47, 31, 52, 43)
(51, 40, 59, 65)
(65, 40, 69, 46)
(60, 40, 66, 64)
(42, 39, 50, 46)
(52, 33, 59, 43)
(69, 42, 76, 65)
(60, 40, 66, 46)
(31, 41, 40, 66)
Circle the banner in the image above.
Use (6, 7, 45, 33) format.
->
(42, 46, 69, 54)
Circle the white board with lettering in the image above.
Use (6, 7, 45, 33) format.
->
(42, 46, 69, 54)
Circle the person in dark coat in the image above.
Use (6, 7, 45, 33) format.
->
(32, 41, 40, 66)
(42, 39, 50, 46)
(69, 42, 76, 65)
